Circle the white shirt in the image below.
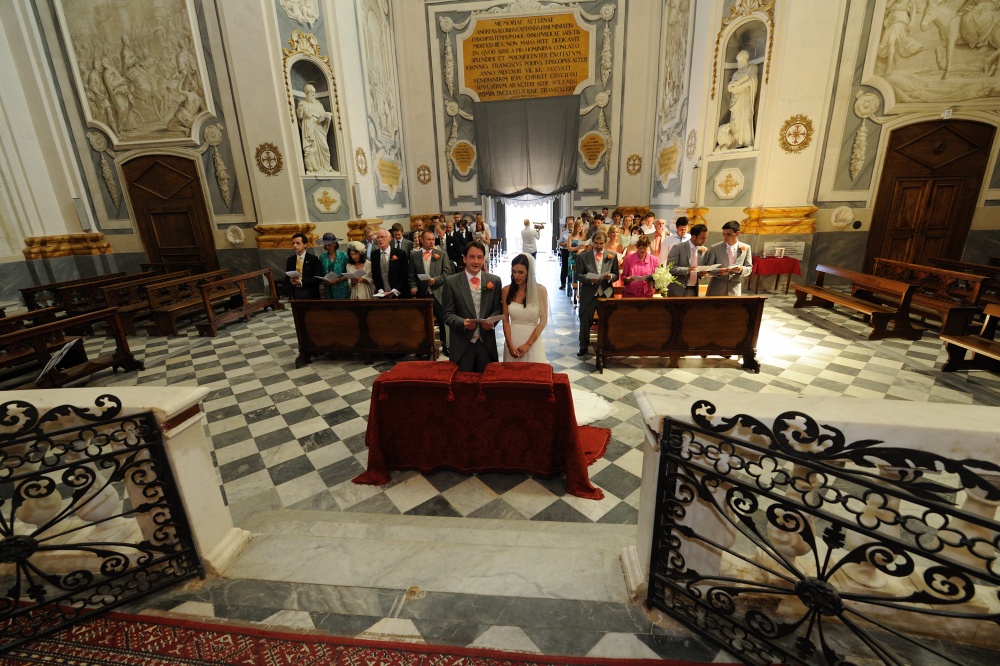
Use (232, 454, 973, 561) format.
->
(661, 233, 690, 262)
(640, 222, 655, 235)
(521, 226, 538, 253)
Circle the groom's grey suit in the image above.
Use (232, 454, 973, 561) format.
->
(442, 271, 504, 372)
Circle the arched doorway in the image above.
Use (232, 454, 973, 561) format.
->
(122, 154, 219, 272)
(865, 120, 995, 270)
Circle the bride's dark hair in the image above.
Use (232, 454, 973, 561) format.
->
(506, 253, 531, 307)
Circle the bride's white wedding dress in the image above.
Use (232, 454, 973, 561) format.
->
(503, 301, 547, 363)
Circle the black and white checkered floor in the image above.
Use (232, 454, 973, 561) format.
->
(78, 251, 999, 661)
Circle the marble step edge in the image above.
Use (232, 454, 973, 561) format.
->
(240, 509, 637, 551)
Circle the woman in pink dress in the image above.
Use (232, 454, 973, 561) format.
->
(620, 235, 659, 298)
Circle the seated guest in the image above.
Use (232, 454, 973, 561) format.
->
(345, 241, 374, 299)
(389, 223, 413, 254)
(318, 233, 349, 299)
(621, 235, 659, 298)
(372, 229, 409, 297)
(286, 232, 322, 299)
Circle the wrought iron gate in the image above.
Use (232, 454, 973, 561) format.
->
(0, 394, 202, 652)
(646, 400, 1000, 665)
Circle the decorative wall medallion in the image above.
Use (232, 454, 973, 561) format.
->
(713, 167, 744, 200)
(416, 165, 432, 184)
(449, 140, 477, 177)
(254, 142, 284, 177)
(686, 129, 697, 159)
(626, 154, 642, 175)
(579, 131, 609, 170)
(312, 187, 342, 213)
(850, 91, 885, 181)
(778, 114, 814, 154)
(355, 148, 369, 175)
(225, 225, 245, 247)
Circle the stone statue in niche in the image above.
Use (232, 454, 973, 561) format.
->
(297, 83, 335, 174)
(716, 50, 758, 151)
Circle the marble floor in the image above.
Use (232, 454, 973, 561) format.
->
(68, 250, 1000, 662)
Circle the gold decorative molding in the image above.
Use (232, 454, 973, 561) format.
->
(741, 206, 818, 235)
(685, 207, 709, 227)
(626, 154, 642, 175)
(347, 219, 384, 241)
(23, 233, 112, 260)
(253, 224, 316, 249)
(255, 143, 284, 177)
(778, 114, 814, 154)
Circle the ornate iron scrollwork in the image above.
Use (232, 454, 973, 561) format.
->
(0, 396, 201, 653)
(647, 401, 1000, 665)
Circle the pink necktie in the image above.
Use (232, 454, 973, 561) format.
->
(689, 245, 697, 286)
(596, 253, 603, 265)
(423, 250, 431, 260)
(470, 276, 480, 289)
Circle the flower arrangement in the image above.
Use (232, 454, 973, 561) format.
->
(651, 263, 679, 296)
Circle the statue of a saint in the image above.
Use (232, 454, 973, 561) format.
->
(296, 84, 334, 174)
(723, 50, 758, 149)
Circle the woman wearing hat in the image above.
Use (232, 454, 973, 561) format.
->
(318, 232, 349, 299)
(345, 240, 374, 299)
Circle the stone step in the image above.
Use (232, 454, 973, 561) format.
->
(225, 509, 635, 603)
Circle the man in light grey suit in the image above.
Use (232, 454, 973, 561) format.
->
(666, 223, 710, 297)
(442, 240, 503, 372)
(705, 220, 753, 296)
(409, 229, 453, 355)
(576, 231, 619, 356)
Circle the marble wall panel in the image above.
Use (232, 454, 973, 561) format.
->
(808, 230, 868, 283)
(962, 230, 1000, 265)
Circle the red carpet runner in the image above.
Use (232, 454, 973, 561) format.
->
(1, 611, 722, 665)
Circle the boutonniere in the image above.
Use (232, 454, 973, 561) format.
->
(697, 246, 708, 255)
(485, 281, 494, 291)
(391, 255, 399, 261)
(433, 253, 441, 260)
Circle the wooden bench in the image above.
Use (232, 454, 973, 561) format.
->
(939, 304, 1000, 373)
(140, 261, 209, 274)
(291, 299, 437, 367)
(870, 258, 985, 321)
(0, 307, 143, 389)
(196, 269, 285, 337)
(21, 272, 126, 310)
(929, 258, 1000, 307)
(793, 264, 922, 341)
(595, 296, 766, 373)
(145, 270, 240, 336)
(101, 271, 192, 335)
(54, 270, 159, 318)
(0, 307, 61, 336)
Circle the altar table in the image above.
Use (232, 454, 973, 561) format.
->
(752, 256, 802, 294)
(354, 361, 608, 499)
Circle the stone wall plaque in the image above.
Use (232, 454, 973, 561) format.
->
(459, 13, 593, 101)
(450, 139, 477, 177)
(713, 167, 744, 200)
(375, 153, 402, 198)
(657, 144, 680, 186)
(579, 131, 607, 170)
(312, 187, 342, 214)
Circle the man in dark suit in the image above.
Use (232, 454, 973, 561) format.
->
(442, 240, 503, 372)
(285, 232, 323, 299)
(372, 228, 409, 296)
(666, 223, 709, 297)
(409, 229, 453, 354)
(389, 223, 413, 254)
(445, 219, 462, 269)
(575, 231, 619, 356)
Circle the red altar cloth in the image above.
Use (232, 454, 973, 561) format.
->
(354, 361, 608, 499)
(753, 256, 802, 294)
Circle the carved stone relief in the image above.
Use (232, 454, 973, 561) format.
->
(280, 0, 320, 27)
(653, 0, 692, 190)
(865, 0, 1000, 111)
(55, 0, 214, 147)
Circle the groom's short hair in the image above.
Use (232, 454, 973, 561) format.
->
(464, 240, 487, 256)
(690, 223, 708, 237)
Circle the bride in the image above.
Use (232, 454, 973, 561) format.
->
(501, 253, 613, 425)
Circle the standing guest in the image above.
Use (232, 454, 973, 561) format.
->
(389, 223, 413, 254)
(445, 219, 460, 265)
(640, 212, 656, 235)
(567, 219, 589, 304)
(434, 218, 448, 250)
(474, 218, 491, 243)
(661, 216, 691, 258)
(621, 235, 659, 298)
(408, 218, 425, 244)
(611, 210, 623, 230)
(520, 218, 540, 258)
(318, 233, 349, 299)
(372, 228, 409, 297)
(285, 232, 322, 299)
(557, 216, 574, 290)
(345, 241, 374, 299)
(705, 220, 753, 296)
(588, 214, 605, 240)
(409, 229, 453, 355)
(575, 231, 618, 356)
(502, 253, 547, 362)
(667, 223, 710, 297)
(601, 207, 610, 220)
(652, 218, 671, 261)
(363, 226, 377, 261)
(605, 225, 626, 290)
(442, 240, 503, 372)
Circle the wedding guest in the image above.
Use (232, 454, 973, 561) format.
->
(606, 225, 625, 290)
(409, 229, 453, 354)
(474, 218, 491, 243)
(285, 232, 322, 299)
(345, 241, 374, 299)
(389, 223, 413, 254)
(408, 218, 425, 244)
(318, 232, 349, 299)
(363, 226, 377, 260)
(652, 218, 670, 261)
(372, 228, 409, 297)
(661, 216, 691, 258)
(502, 253, 547, 362)
(576, 231, 618, 356)
(557, 216, 574, 291)
(667, 223, 709, 296)
(640, 212, 656, 235)
(621, 235, 659, 298)
(568, 219, 589, 305)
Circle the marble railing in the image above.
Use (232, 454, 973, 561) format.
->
(623, 390, 1000, 664)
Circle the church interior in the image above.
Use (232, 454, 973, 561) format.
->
(2, 0, 1000, 663)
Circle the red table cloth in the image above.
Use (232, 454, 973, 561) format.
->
(754, 256, 802, 277)
(354, 361, 607, 499)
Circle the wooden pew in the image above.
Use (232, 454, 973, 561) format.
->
(595, 296, 766, 373)
(140, 261, 209, 274)
(0, 308, 143, 389)
(870, 258, 985, 321)
(291, 299, 436, 367)
(939, 304, 1000, 373)
(100, 270, 192, 335)
(21, 272, 126, 310)
(195, 269, 285, 337)
(0, 307, 61, 336)
(145, 270, 240, 336)
(54, 270, 159, 318)
(793, 264, 922, 340)
(928, 258, 1000, 307)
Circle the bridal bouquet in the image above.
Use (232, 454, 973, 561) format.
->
(651, 263, 679, 296)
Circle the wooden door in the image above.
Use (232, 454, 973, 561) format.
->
(122, 155, 219, 272)
(866, 120, 994, 270)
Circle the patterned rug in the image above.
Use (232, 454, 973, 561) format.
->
(1, 611, 726, 665)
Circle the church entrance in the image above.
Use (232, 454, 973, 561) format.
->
(122, 154, 219, 272)
(504, 199, 553, 255)
(865, 120, 994, 270)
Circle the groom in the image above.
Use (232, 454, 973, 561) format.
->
(442, 240, 504, 372)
